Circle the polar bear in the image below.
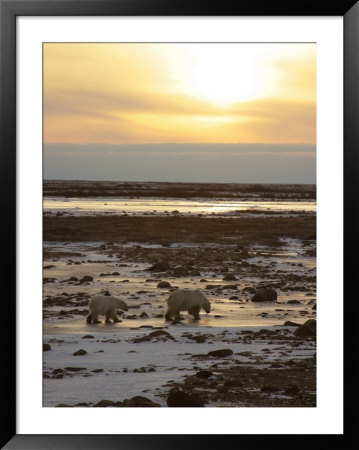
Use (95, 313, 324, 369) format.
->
(86, 295, 128, 324)
(165, 289, 211, 321)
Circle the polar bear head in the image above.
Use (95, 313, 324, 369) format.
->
(115, 298, 128, 311)
(202, 296, 211, 313)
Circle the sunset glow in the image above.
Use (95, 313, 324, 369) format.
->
(43, 43, 316, 145)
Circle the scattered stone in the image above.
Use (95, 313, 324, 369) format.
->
(251, 288, 277, 302)
(207, 349, 233, 358)
(287, 299, 301, 304)
(68, 276, 78, 282)
(81, 335, 94, 339)
(80, 275, 93, 283)
(229, 295, 239, 300)
(123, 396, 160, 407)
(73, 349, 87, 356)
(43, 343, 51, 351)
(223, 273, 237, 281)
(284, 384, 301, 395)
(94, 399, 119, 407)
(56, 404, 73, 407)
(312, 303, 317, 310)
(196, 370, 213, 379)
(157, 281, 171, 288)
(261, 385, 280, 392)
(139, 312, 149, 318)
(283, 321, 301, 327)
(294, 319, 316, 337)
(149, 261, 170, 272)
(167, 390, 205, 407)
(64, 367, 86, 372)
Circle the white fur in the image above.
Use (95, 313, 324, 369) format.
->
(87, 295, 128, 324)
(165, 289, 211, 321)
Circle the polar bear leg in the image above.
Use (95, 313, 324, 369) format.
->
(92, 314, 101, 323)
(86, 313, 93, 323)
(110, 310, 120, 323)
(174, 309, 181, 321)
(165, 308, 174, 321)
(105, 310, 112, 323)
(188, 305, 201, 320)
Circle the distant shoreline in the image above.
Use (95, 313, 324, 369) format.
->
(43, 180, 316, 200)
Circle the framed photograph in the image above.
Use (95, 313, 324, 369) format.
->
(1, 1, 357, 448)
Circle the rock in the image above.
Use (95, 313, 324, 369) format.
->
(149, 330, 175, 340)
(56, 404, 73, 407)
(207, 349, 233, 357)
(283, 321, 301, 327)
(80, 275, 93, 283)
(229, 295, 239, 300)
(125, 315, 137, 320)
(193, 335, 206, 343)
(294, 319, 316, 337)
(287, 299, 301, 304)
(196, 370, 213, 379)
(123, 396, 160, 407)
(94, 399, 119, 407)
(157, 281, 171, 288)
(312, 303, 317, 310)
(251, 288, 277, 302)
(43, 343, 51, 351)
(149, 261, 170, 272)
(64, 367, 86, 372)
(81, 335, 94, 339)
(223, 273, 237, 281)
(73, 349, 87, 356)
(284, 384, 300, 395)
(261, 385, 280, 392)
(139, 312, 149, 318)
(222, 284, 238, 290)
(68, 276, 78, 282)
(167, 390, 205, 407)
(224, 378, 243, 388)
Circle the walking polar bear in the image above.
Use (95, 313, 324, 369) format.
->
(165, 289, 211, 321)
(86, 295, 128, 324)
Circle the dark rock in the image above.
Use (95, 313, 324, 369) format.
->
(287, 299, 301, 304)
(284, 384, 300, 395)
(312, 303, 317, 310)
(251, 288, 277, 302)
(224, 378, 243, 388)
(229, 295, 239, 300)
(196, 370, 213, 379)
(149, 261, 170, 272)
(222, 284, 238, 290)
(81, 335, 94, 339)
(223, 273, 237, 281)
(52, 368, 63, 374)
(64, 367, 86, 372)
(294, 319, 316, 337)
(167, 390, 205, 407)
(261, 385, 280, 392)
(68, 276, 78, 282)
(157, 281, 171, 288)
(283, 321, 301, 327)
(56, 404, 73, 407)
(80, 275, 93, 283)
(139, 312, 149, 318)
(94, 399, 119, 407)
(123, 396, 160, 407)
(43, 343, 51, 351)
(207, 349, 233, 357)
(73, 349, 87, 356)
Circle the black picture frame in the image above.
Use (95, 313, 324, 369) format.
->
(1, 1, 357, 448)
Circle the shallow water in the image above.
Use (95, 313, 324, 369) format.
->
(44, 197, 316, 216)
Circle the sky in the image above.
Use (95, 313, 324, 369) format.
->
(43, 43, 316, 183)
